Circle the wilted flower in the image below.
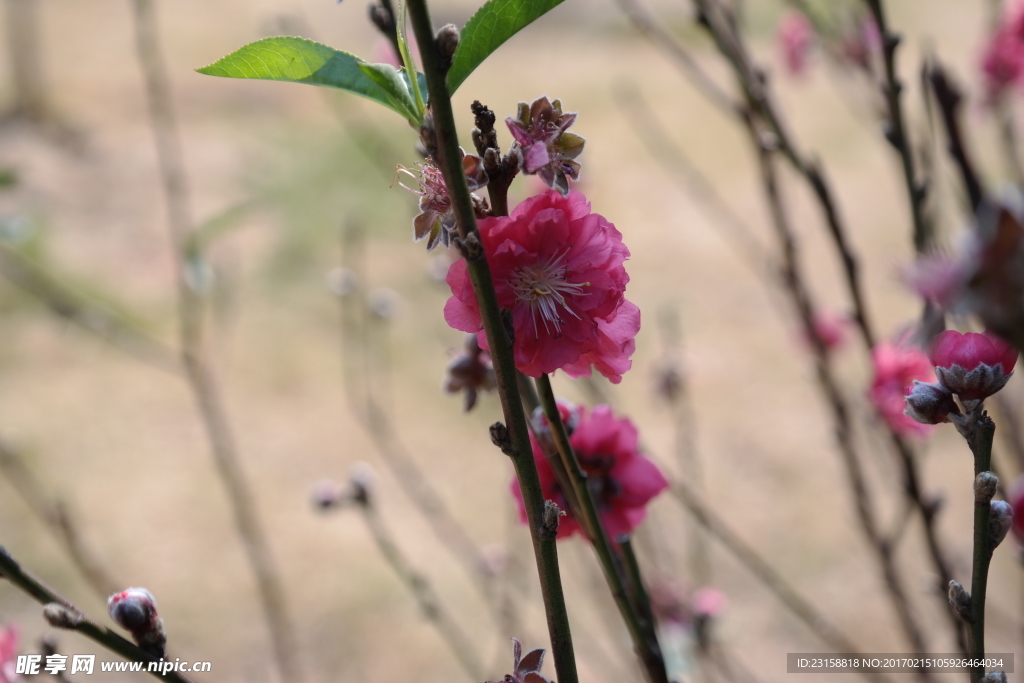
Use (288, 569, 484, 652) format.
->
(778, 12, 814, 76)
(511, 405, 668, 540)
(399, 152, 487, 251)
(869, 339, 937, 438)
(487, 638, 552, 683)
(442, 333, 495, 411)
(506, 97, 585, 196)
(904, 380, 960, 425)
(930, 330, 1017, 401)
(445, 190, 639, 383)
(0, 626, 17, 683)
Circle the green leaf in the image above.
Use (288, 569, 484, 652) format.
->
(357, 61, 420, 123)
(447, 0, 566, 94)
(197, 37, 423, 123)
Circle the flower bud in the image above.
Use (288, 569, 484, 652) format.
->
(975, 471, 999, 504)
(108, 588, 158, 633)
(436, 24, 459, 68)
(349, 461, 375, 506)
(948, 580, 973, 623)
(990, 500, 1014, 549)
(108, 587, 166, 658)
(43, 603, 82, 630)
(931, 330, 1018, 401)
(311, 479, 345, 510)
(981, 672, 1008, 683)
(904, 380, 960, 424)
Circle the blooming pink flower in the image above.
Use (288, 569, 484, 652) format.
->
(778, 12, 814, 76)
(511, 404, 668, 539)
(869, 340, 937, 438)
(444, 190, 639, 383)
(930, 330, 1018, 400)
(804, 310, 850, 352)
(0, 626, 18, 683)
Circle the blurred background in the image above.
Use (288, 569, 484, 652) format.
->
(0, 0, 1022, 681)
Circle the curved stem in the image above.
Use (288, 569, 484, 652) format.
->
(0, 546, 197, 683)
(535, 374, 668, 683)
(404, 4, 578, 682)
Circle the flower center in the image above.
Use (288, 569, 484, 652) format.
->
(509, 248, 588, 339)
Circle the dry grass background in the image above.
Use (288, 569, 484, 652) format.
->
(0, 0, 1022, 681)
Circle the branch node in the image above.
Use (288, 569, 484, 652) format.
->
(489, 421, 515, 456)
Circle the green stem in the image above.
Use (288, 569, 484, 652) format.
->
(0, 546, 197, 683)
(618, 536, 657, 642)
(404, 4, 578, 683)
(965, 414, 996, 683)
(534, 373, 668, 683)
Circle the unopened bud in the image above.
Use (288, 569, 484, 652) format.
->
(948, 580, 973, 623)
(325, 266, 358, 297)
(43, 603, 82, 629)
(436, 24, 460, 68)
(108, 588, 159, 634)
(990, 500, 1014, 548)
(108, 588, 166, 658)
(311, 479, 346, 510)
(904, 380, 960, 425)
(540, 500, 563, 539)
(349, 461, 375, 506)
(975, 472, 999, 503)
(981, 672, 1008, 683)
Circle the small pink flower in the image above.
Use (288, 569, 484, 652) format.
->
(869, 340, 937, 438)
(511, 405, 668, 539)
(444, 190, 639, 383)
(804, 310, 850, 352)
(930, 330, 1018, 400)
(691, 587, 727, 618)
(840, 16, 880, 69)
(0, 626, 18, 683)
(778, 12, 814, 76)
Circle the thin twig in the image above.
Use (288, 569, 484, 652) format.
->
(0, 438, 119, 597)
(356, 497, 485, 679)
(0, 546, 198, 683)
(130, 2, 303, 680)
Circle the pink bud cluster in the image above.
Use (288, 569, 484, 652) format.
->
(981, 4, 1024, 104)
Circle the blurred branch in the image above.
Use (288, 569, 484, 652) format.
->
(668, 479, 887, 683)
(0, 546, 198, 683)
(862, 0, 935, 254)
(0, 437, 120, 597)
(2, 0, 46, 121)
(0, 241, 180, 375)
(355, 495, 485, 679)
(130, 2, 303, 681)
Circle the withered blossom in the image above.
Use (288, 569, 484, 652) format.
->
(506, 97, 585, 196)
(486, 638, 552, 683)
(398, 151, 487, 251)
(442, 333, 495, 411)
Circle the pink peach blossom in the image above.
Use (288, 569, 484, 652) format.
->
(511, 404, 668, 540)
(0, 626, 18, 683)
(778, 12, 814, 76)
(869, 340, 937, 438)
(444, 190, 639, 383)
